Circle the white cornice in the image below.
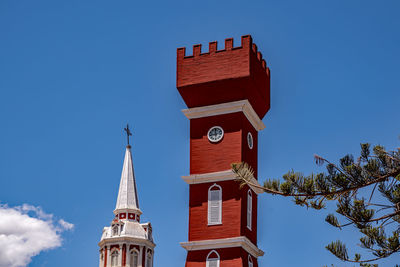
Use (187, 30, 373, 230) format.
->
(182, 170, 235, 184)
(182, 100, 266, 131)
(113, 208, 142, 216)
(182, 170, 264, 195)
(180, 236, 264, 258)
(98, 236, 156, 249)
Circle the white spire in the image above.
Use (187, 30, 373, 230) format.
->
(114, 145, 141, 215)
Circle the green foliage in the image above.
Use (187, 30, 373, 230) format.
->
(326, 240, 349, 261)
(232, 143, 400, 265)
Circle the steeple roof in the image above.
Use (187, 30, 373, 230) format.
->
(114, 145, 141, 215)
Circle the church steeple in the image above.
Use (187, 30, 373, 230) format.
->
(98, 127, 155, 267)
(114, 145, 142, 217)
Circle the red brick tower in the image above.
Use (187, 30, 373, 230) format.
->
(177, 35, 270, 267)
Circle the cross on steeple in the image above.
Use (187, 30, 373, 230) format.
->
(124, 124, 133, 145)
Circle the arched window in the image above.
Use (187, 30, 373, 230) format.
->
(146, 251, 153, 267)
(206, 250, 220, 267)
(129, 249, 139, 267)
(208, 184, 222, 225)
(248, 255, 253, 267)
(111, 250, 119, 267)
(247, 190, 252, 230)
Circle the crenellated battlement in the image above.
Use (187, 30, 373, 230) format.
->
(177, 35, 270, 75)
(177, 34, 271, 119)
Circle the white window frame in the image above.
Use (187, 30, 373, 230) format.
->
(146, 250, 153, 267)
(207, 126, 224, 143)
(208, 184, 222, 225)
(247, 189, 252, 230)
(129, 248, 139, 267)
(206, 250, 220, 267)
(247, 132, 253, 149)
(248, 255, 253, 267)
(110, 249, 119, 267)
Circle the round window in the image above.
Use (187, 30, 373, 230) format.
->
(247, 132, 253, 149)
(207, 126, 224, 143)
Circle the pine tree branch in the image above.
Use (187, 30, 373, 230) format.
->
(339, 245, 400, 263)
(233, 163, 400, 199)
(235, 142, 400, 264)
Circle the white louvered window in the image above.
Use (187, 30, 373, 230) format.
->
(130, 250, 138, 267)
(206, 250, 220, 267)
(146, 251, 153, 267)
(247, 190, 252, 230)
(248, 255, 253, 267)
(208, 184, 222, 225)
(111, 250, 119, 267)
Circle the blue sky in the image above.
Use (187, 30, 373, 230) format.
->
(1, 0, 400, 266)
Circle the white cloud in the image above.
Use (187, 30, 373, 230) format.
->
(58, 219, 74, 230)
(0, 204, 74, 267)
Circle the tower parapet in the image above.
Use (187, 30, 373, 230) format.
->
(177, 35, 271, 119)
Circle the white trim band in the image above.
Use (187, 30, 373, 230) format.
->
(180, 236, 264, 258)
(182, 100, 266, 131)
(98, 236, 156, 249)
(182, 170, 264, 195)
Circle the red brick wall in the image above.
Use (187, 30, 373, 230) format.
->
(185, 247, 243, 267)
(241, 113, 258, 178)
(177, 35, 270, 119)
(189, 180, 241, 241)
(189, 112, 259, 244)
(242, 252, 258, 267)
(240, 185, 258, 245)
(190, 113, 243, 174)
(177, 39, 250, 87)
(186, 248, 258, 267)
(190, 112, 258, 176)
(188, 181, 257, 245)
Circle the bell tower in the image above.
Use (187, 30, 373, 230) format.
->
(177, 35, 270, 267)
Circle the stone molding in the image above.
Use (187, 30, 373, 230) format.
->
(181, 170, 264, 194)
(180, 236, 264, 258)
(182, 100, 266, 131)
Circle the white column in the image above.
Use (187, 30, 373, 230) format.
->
(106, 246, 111, 267)
(138, 246, 143, 267)
(99, 249, 103, 267)
(118, 244, 123, 267)
(126, 244, 130, 267)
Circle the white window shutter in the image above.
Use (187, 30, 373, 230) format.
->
(248, 256, 253, 267)
(130, 251, 138, 267)
(249, 261, 253, 267)
(247, 191, 252, 230)
(206, 250, 220, 267)
(208, 259, 219, 267)
(208, 185, 222, 224)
